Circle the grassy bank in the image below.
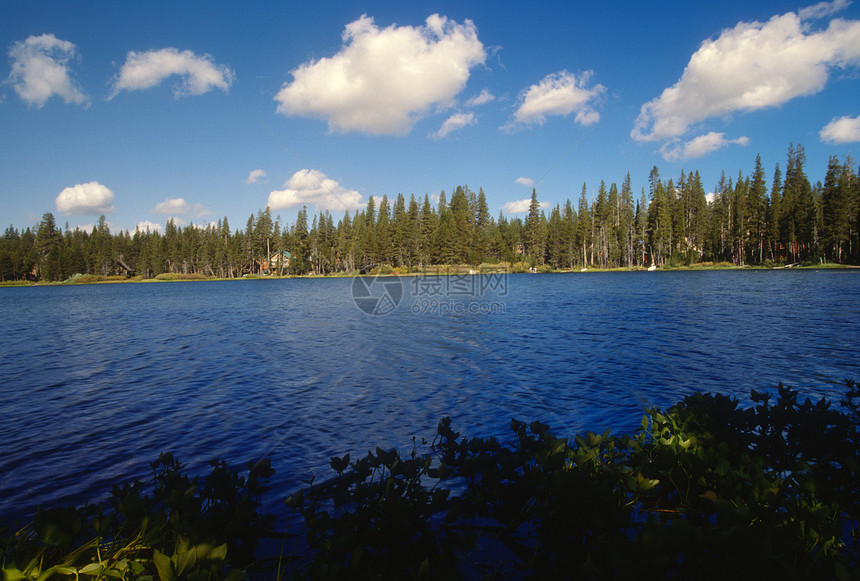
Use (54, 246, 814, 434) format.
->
(3, 261, 858, 287)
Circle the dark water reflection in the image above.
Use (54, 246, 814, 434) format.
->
(1, 270, 858, 522)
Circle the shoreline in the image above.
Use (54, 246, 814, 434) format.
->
(2, 262, 858, 287)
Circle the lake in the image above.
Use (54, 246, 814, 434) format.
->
(1, 269, 859, 523)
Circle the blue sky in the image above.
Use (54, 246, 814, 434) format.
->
(2, 0, 859, 233)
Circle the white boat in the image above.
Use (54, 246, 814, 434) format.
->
(647, 264, 657, 271)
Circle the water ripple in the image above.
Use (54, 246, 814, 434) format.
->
(1, 271, 859, 522)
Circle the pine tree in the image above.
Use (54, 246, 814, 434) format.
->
(843, 156, 860, 261)
(635, 190, 648, 266)
(768, 164, 783, 261)
(253, 207, 274, 271)
(731, 173, 748, 265)
(607, 182, 621, 266)
(647, 166, 670, 266)
(594, 181, 610, 268)
(782, 143, 813, 262)
(688, 171, 708, 261)
(821, 155, 846, 262)
(620, 173, 635, 267)
(710, 171, 732, 262)
(35, 212, 61, 280)
(376, 194, 392, 265)
(0, 226, 23, 281)
(472, 188, 491, 263)
(392, 193, 408, 266)
(434, 204, 457, 265)
(545, 205, 563, 268)
(292, 206, 309, 274)
(219, 217, 233, 277)
(524, 189, 545, 264)
(486, 215, 507, 263)
(337, 211, 354, 272)
(361, 196, 377, 270)
(147, 230, 165, 277)
(562, 199, 578, 268)
(748, 155, 768, 263)
(449, 186, 471, 263)
(418, 195, 437, 267)
(309, 214, 320, 274)
(404, 195, 420, 267)
(576, 184, 591, 266)
(180, 222, 200, 274)
(64, 227, 88, 278)
(95, 215, 113, 276)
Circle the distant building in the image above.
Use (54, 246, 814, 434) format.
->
(262, 251, 292, 274)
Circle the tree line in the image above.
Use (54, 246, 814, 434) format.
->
(1, 144, 858, 282)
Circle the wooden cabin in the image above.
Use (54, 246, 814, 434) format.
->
(261, 251, 292, 274)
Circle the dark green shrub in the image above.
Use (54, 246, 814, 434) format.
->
(284, 382, 860, 579)
(1, 454, 274, 581)
(3, 382, 859, 580)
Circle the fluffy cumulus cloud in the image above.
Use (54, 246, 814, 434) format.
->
(632, 2, 860, 143)
(501, 198, 549, 215)
(820, 115, 860, 143)
(56, 181, 115, 215)
(274, 14, 486, 136)
(110, 48, 234, 98)
(267, 169, 364, 212)
(509, 71, 604, 128)
(7, 33, 88, 107)
(431, 112, 476, 139)
(151, 197, 211, 217)
(661, 132, 750, 161)
(246, 169, 267, 184)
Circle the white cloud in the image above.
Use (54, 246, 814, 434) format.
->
(799, 0, 852, 20)
(501, 198, 549, 214)
(632, 5, 860, 142)
(111, 48, 234, 98)
(431, 112, 476, 139)
(466, 88, 495, 106)
(274, 14, 486, 136)
(246, 169, 267, 184)
(267, 169, 364, 212)
(152, 197, 211, 217)
(135, 220, 163, 234)
(152, 198, 190, 214)
(820, 114, 860, 143)
(195, 204, 212, 217)
(508, 71, 604, 128)
(515, 177, 534, 187)
(56, 181, 115, 215)
(661, 132, 750, 161)
(7, 33, 88, 107)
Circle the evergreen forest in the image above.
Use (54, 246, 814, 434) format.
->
(3, 144, 859, 282)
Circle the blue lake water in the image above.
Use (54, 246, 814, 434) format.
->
(1, 270, 859, 522)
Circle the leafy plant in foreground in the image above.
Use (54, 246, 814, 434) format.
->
(284, 381, 860, 579)
(1, 454, 275, 581)
(3, 381, 859, 580)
